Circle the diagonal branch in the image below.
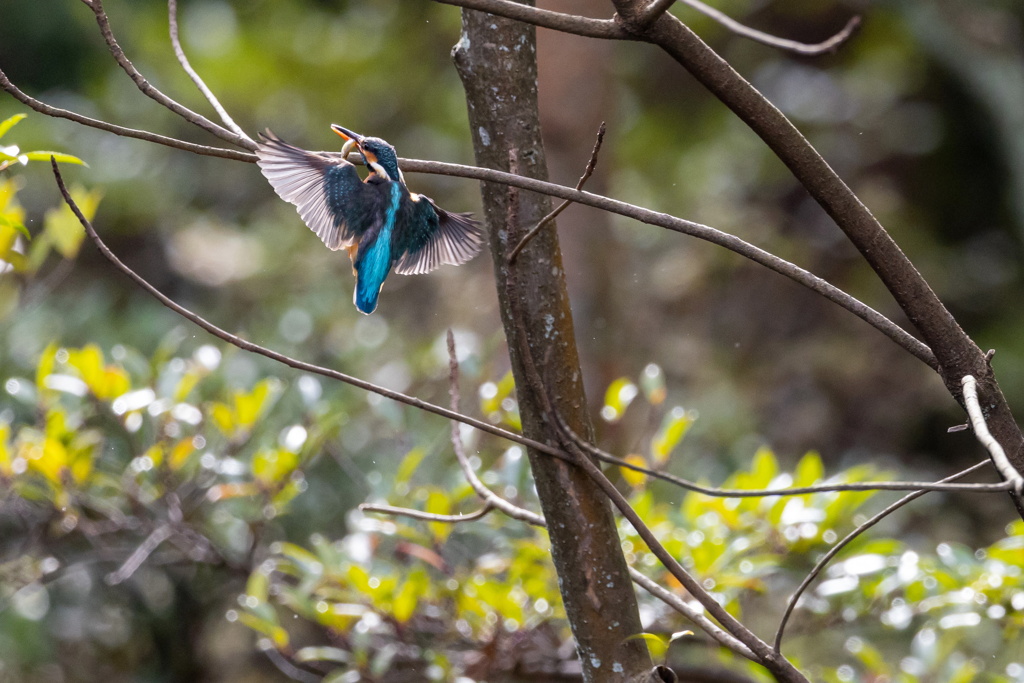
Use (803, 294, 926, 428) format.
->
(167, 0, 254, 144)
(402, 157, 936, 369)
(86, 0, 255, 150)
(434, 0, 626, 39)
(4, 53, 934, 369)
(608, 0, 1024, 489)
(359, 501, 494, 523)
(499, 266, 806, 680)
(0, 68, 255, 161)
(679, 1, 861, 56)
(50, 158, 568, 463)
(962, 375, 1024, 491)
(508, 122, 606, 263)
(773, 460, 991, 653)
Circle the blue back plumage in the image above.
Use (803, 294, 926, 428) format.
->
(354, 183, 402, 314)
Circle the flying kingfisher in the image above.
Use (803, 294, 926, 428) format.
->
(256, 125, 483, 314)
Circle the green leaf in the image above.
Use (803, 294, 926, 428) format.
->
(42, 185, 102, 259)
(392, 570, 425, 623)
(0, 114, 26, 140)
(395, 447, 427, 486)
(651, 406, 695, 464)
(246, 568, 270, 604)
(626, 632, 669, 660)
(425, 489, 452, 542)
(23, 151, 87, 167)
(793, 451, 824, 488)
(602, 377, 638, 423)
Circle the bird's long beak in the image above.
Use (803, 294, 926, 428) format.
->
(331, 124, 363, 145)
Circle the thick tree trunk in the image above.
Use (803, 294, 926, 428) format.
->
(452, 5, 655, 682)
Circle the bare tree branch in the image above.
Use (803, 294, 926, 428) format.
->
(167, 0, 253, 144)
(446, 330, 549, 527)
(638, 0, 677, 28)
(509, 121, 606, 263)
(50, 158, 569, 463)
(85, 0, 255, 150)
(435, 0, 626, 39)
(0, 68, 255, 161)
(105, 524, 174, 585)
(500, 279, 807, 682)
(559, 419, 1009, 495)
(607, 0, 1024, 491)
(772, 459, 991, 654)
(963, 375, 1024, 491)
(401, 157, 936, 369)
(359, 502, 494, 523)
(679, 1, 861, 56)
(627, 567, 757, 661)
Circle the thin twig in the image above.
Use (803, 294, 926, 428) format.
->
(86, 0, 255, 150)
(502, 276, 802, 679)
(772, 460, 990, 654)
(559, 420, 1008, 495)
(447, 330, 550, 525)
(50, 158, 563, 462)
(105, 523, 174, 585)
(262, 647, 321, 683)
(435, 0, 627, 39)
(47, 163, 971, 513)
(5, 56, 937, 368)
(448, 333, 757, 660)
(680, 1, 861, 56)
(167, 0, 253, 144)
(962, 375, 1024, 492)
(638, 0, 677, 28)
(0, 69, 254, 161)
(359, 502, 494, 523)
(508, 121, 606, 263)
(627, 567, 756, 661)
(400, 157, 936, 369)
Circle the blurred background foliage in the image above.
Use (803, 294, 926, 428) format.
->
(1, 0, 1023, 681)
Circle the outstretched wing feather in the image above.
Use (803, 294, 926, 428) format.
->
(393, 196, 484, 275)
(256, 129, 376, 250)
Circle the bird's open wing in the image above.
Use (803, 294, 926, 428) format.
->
(393, 195, 484, 275)
(256, 129, 382, 250)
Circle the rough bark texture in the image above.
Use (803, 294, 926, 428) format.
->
(452, 6, 654, 682)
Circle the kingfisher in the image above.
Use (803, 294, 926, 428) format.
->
(256, 125, 483, 314)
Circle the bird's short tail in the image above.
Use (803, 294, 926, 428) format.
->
(354, 278, 383, 314)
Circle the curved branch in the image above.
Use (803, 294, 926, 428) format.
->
(434, 0, 626, 39)
(167, 0, 253, 144)
(773, 460, 990, 653)
(401, 157, 936, 369)
(87, 0, 256, 151)
(359, 502, 494, 523)
(627, 567, 757, 661)
(0, 68, 255, 162)
(50, 159, 568, 463)
(963, 375, 1024, 490)
(4, 51, 933, 368)
(679, 1, 861, 56)
(609, 0, 1024, 483)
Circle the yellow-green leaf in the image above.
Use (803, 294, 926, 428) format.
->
(24, 151, 87, 167)
(395, 447, 427, 485)
(620, 453, 648, 488)
(602, 377, 638, 423)
(36, 343, 58, 393)
(0, 114, 26, 140)
(651, 407, 695, 464)
(425, 489, 452, 542)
